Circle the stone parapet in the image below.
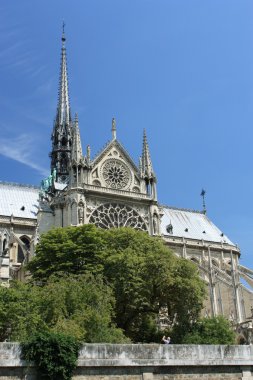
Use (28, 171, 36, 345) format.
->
(78, 344, 253, 367)
(0, 343, 253, 379)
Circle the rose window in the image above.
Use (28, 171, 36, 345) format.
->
(89, 203, 147, 231)
(102, 159, 130, 189)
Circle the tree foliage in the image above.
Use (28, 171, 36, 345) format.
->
(182, 316, 236, 344)
(27, 225, 105, 280)
(0, 281, 44, 342)
(27, 225, 206, 342)
(22, 331, 81, 380)
(0, 274, 127, 343)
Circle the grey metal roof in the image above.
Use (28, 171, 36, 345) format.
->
(0, 182, 39, 219)
(161, 206, 235, 246)
(54, 182, 67, 190)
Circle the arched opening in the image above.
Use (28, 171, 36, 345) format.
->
(60, 153, 68, 173)
(61, 136, 67, 146)
(3, 239, 7, 252)
(72, 165, 77, 179)
(17, 245, 25, 263)
(20, 236, 30, 250)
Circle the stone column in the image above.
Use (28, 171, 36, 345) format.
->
(208, 246, 218, 317)
(230, 250, 242, 323)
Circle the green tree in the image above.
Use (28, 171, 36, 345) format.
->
(169, 259, 207, 342)
(0, 281, 45, 342)
(182, 316, 236, 344)
(22, 331, 81, 380)
(27, 225, 105, 282)
(38, 273, 127, 343)
(99, 228, 175, 340)
(0, 274, 127, 343)
(27, 225, 206, 342)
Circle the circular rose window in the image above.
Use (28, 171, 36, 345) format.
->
(102, 159, 131, 189)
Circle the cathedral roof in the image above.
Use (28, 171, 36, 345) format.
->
(0, 182, 39, 219)
(161, 206, 235, 246)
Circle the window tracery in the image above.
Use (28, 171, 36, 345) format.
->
(89, 203, 147, 231)
(102, 159, 131, 189)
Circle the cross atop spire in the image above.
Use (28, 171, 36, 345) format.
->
(56, 23, 71, 126)
(62, 21, 65, 38)
(200, 189, 207, 214)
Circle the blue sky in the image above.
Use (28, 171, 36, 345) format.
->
(1, 0, 253, 267)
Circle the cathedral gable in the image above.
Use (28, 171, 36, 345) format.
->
(91, 141, 142, 193)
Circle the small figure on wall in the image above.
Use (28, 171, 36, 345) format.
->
(162, 336, 171, 344)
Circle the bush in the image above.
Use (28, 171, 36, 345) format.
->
(182, 316, 236, 344)
(22, 330, 81, 380)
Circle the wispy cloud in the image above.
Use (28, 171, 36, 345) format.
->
(0, 134, 48, 176)
(0, 25, 47, 79)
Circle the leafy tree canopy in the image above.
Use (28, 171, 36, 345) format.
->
(27, 225, 206, 342)
(182, 316, 236, 345)
(22, 331, 81, 380)
(0, 274, 127, 343)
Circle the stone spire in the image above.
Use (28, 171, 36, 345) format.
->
(141, 129, 155, 180)
(50, 24, 73, 183)
(56, 23, 71, 125)
(111, 117, 117, 140)
(71, 113, 83, 163)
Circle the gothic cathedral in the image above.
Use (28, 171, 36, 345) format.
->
(1, 30, 253, 332)
(38, 30, 161, 237)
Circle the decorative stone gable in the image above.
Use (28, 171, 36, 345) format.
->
(91, 142, 143, 194)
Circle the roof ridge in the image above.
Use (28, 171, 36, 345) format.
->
(0, 181, 40, 190)
(92, 140, 111, 161)
(91, 139, 139, 172)
(160, 204, 204, 214)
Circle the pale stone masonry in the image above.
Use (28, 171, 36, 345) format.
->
(0, 343, 253, 379)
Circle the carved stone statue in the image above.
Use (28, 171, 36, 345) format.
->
(48, 174, 53, 187)
(52, 168, 57, 182)
(153, 213, 158, 235)
(78, 203, 84, 224)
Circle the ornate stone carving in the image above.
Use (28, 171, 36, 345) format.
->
(78, 203, 84, 224)
(102, 159, 131, 189)
(153, 213, 158, 235)
(89, 203, 147, 231)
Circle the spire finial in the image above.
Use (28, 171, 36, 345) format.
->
(141, 129, 155, 180)
(200, 189, 207, 214)
(56, 22, 71, 125)
(112, 117, 116, 140)
(87, 145, 91, 162)
(71, 112, 83, 162)
(143, 128, 147, 143)
(62, 21, 66, 44)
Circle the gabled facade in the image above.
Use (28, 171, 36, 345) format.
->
(40, 126, 161, 235)
(39, 31, 160, 237)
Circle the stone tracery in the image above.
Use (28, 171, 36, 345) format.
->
(89, 203, 147, 231)
(102, 159, 130, 189)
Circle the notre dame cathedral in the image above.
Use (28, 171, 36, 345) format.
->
(1, 30, 253, 331)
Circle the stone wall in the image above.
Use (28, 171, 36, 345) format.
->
(0, 343, 253, 379)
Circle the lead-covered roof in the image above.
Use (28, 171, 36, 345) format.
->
(0, 182, 39, 219)
(161, 206, 235, 246)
